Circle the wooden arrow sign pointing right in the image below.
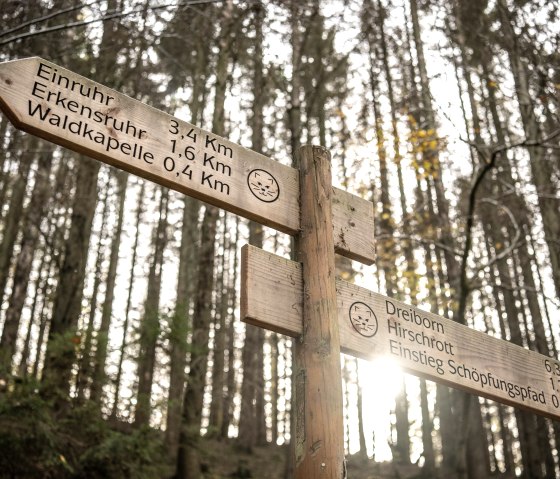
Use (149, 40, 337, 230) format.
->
(0, 57, 375, 264)
(241, 244, 560, 421)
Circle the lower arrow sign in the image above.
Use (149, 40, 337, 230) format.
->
(241, 244, 560, 420)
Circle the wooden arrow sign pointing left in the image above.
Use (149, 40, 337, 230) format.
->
(0, 57, 375, 264)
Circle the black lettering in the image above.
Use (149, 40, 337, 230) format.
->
(205, 134, 216, 150)
(201, 171, 230, 195)
(93, 110, 104, 123)
(48, 113, 61, 126)
(27, 101, 50, 121)
(386, 300, 395, 315)
(31, 82, 47, 100)
(201, 171, 214, 188)
(67, 100, 79, 112)
(143, 151, 154, 164)
(55, 91, 67, 108)
(37, 62, 51, 81)
(218, 143, 233, 158)
(203, 153, 215, 169)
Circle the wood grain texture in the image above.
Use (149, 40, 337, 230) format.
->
(241, 244, 560, 421)
(293, 146, 345, 479)
(0, 57, 374, 264)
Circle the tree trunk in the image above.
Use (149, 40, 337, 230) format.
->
(111, 181, 145, 419)
(76, 179, 111, 402)
(175, 2, 235, 474)
(208, 216, 229, 435)
(220, 218, 240, 439)
(0, 135, 35, 304)
(90, 171, 128, 405)
(17, 248, 48, 377)
(41, 156, 100, 402)
(164, 14, 207, 453)
(165, 196, 199, 455)
(0, 144, 53, 378)
(176, 204, 219, 479)
(134, 187, 169, 427)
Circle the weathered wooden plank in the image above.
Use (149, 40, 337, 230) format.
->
(0, 57, 375, 264)
(241, 244, 560, 421)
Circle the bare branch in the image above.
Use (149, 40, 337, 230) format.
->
(471, 198, 523, 276)
(0, 1, 104, 39)
(454, 127, 560, 325)
(0, 0, 226, 48)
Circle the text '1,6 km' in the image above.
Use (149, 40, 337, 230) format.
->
(241, 245, 560, 421)
(0, 57, 375, 265)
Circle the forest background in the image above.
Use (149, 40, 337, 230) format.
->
(0, 0, 559, 478)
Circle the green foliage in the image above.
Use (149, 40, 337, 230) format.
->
(0, 382, 71, 479)
(0, 382, 168, 479)
(75, 428, 169, 479)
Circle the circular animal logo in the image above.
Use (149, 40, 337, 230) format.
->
(247, 169, 280, 203)
(349, 302, 378, 338)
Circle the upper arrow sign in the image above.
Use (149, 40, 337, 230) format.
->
(0, 57, 375, 264)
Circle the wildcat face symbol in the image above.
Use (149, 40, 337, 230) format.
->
(247, 169, 280, 203)
(349, 302, 378, 338)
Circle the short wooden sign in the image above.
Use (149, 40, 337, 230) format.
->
(241, 244, 560, 420)
(0, 57, 375, 264)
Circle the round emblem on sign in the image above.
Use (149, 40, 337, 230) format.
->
(247, 169, 280, 203)
(349, 302, 378, 338)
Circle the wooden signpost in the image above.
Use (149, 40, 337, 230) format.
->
(2, 55, 559, 478)
(0, 57, 354, 478)
(0, 57, 375, 264)
(241, 244, 560, 421)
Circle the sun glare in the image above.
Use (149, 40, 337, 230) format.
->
(358, 357, 404, 460)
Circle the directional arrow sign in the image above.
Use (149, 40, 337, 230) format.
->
(0, 57, 375, 264)
(241, 244, 560, 420)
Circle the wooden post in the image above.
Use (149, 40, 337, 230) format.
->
(294, 145, 345, 478)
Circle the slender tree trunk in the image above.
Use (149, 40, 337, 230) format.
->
(0, 136, 35, 304)
(90, 171, 128, 405)
(0, 144, 53, 377)
(208, 215, 229, 434)
(134, 187, 169, 427)
(41, 156, 100, 401)
(176, 204, 219, 479)
(238, 2, 268, 450)
(111, 181, 145, 419)
(76, 179, 111, 402)
(176, 5, 235, 472)
(165, 196, 199, 455)
(165, 24, 206, 455)
(220, 218, 240, 439)
(17, 249, 47, 377)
